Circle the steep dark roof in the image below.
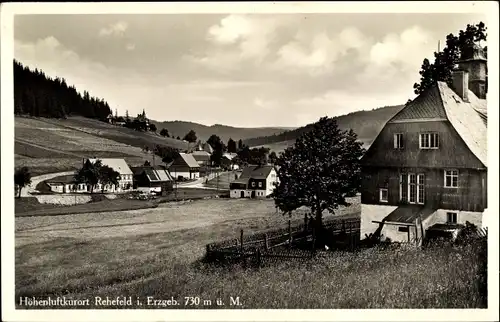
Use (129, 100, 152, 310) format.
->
(239, 165, 274, 180)
(191, 151, 211, 162)
(172, 153, 200, 169)
(389, 85, 447, 122)
(368, 81, 487, 168)
(131, 166, 173, 182)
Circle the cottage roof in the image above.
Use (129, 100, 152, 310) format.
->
(130, 166, 173, 182)
(46, 175, 77, 185)
(223, 152, 237, 160)
(88, 158, 133, 175)
(384, 81, 487, 167)
(175, 153, 200, 169)
(382, 205, 435, 224)
(239, 165, 275, 180)
(191, 151, 211, 162)
(203, 143, 214, 154)
(436, 82, 487, 167)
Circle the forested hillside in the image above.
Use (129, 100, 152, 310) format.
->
(243, 105, 405, 147)
(14, 60, 111, 120)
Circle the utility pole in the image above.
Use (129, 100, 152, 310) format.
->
(174, 168, 177, 201)
(216, 167, 219, 192)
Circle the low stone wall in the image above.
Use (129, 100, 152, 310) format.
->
(35, 194, 92, 205)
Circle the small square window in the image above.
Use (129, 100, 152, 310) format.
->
(398, 226, 409, 232)
(379, 188, 388, 203)
(258, 182, 263, 188)
(444, 170, 459, 188)
(251, 182, 256, 187)
(447, 212, 457, 224)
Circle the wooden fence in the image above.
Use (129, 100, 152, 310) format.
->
(205, 216, 361, 266)
(204, 218, 489, 267)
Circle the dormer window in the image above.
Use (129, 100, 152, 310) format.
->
(419, 132, 439, 149)
(251, 182, 256, 188)
(394, 133, 404, 149)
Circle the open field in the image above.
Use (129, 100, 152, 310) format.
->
(15, 195, 486, 309)
(15, 188, 228, 217)
(14, 116, 189, 175)
(205, 170, 239, 189)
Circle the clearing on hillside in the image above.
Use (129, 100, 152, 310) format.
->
(15, 117, 189, 175)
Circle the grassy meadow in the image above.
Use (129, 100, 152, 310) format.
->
(14, 196, 487, 309)
(14, 116, 189, 175)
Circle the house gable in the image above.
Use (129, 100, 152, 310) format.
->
(362, 82, 486, 170)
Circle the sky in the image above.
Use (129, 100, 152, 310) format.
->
(13, 12, 487, 127)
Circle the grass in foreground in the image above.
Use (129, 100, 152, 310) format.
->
(16, 228, 486, 309)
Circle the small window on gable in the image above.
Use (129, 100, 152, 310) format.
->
(251, 182, 256, 188)
(258, 182, 263, 188)
(379, 188, 388, 203)
(394, 133, 404, 149)
(420, 133, 439, 149)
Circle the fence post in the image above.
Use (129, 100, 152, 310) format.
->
(348, 220, 353, 251)
(240, 229, 244, 253)
(312, 227, 316, 255)
(264, 233, 269, 251)
(206, 244, 211, 261)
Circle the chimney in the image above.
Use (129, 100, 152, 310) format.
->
(451, 70, 469, 102)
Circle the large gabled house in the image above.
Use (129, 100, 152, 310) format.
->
(87, 158, 134, 192)
(230, 165, 278, 198)
(168, 153, 201, 180)
(360, 44, 488, 243)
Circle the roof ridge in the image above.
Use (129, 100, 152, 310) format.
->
(435, 82, 449, 120)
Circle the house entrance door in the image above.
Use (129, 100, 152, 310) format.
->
(251, 191, 256, 198)
(240, 191, 245, 198)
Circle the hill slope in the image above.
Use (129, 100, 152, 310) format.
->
(243, 105, 405, 152)
(15, 116, 190, 176)
(153, 120, 294, 143)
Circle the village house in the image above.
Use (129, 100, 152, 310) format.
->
(230, 165, 278, 198)
(191, 150, 212, 166)
(168, 153, 201, 180)
(222, 152, 239, 170)
(130, 165, 174, 194)
(87, 158, 134, 192)
(45, 175, 87, 194)
(360, 44, 488, 243)
(45, 158, 134, 193)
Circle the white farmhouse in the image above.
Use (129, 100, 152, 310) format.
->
(230, 165, 278, 198)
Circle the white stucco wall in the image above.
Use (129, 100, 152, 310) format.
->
(230, 189, 267, 198)
(361, 204, 418, 242)
(35, 194, 92, 205)
(363, 203, 485, 242)
(433, 209, 483, 227)
(266, 169, 278, 196)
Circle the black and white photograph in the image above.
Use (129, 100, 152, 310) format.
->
(1, 2, 499, 321)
